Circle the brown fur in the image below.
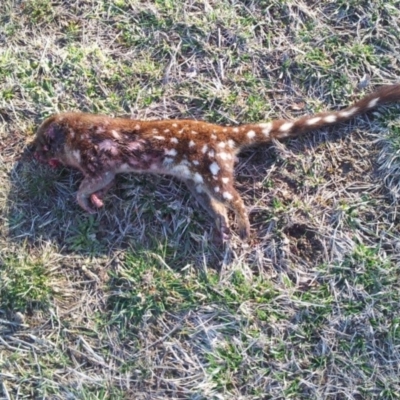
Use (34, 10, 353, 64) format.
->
(33, 84, 400, 240)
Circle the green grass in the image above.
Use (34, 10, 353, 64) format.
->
(1, 0, 400, 398)
(0, 252, 55, 312)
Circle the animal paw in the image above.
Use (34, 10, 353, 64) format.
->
(238, 223, 250, 241)
(90, 193, 104, 208)
(77, 194, 97, 214)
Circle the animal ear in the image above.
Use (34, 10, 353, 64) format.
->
(45, 123, 66, 152)
(46, 124, 57, 139)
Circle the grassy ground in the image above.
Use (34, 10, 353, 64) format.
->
(1, 0, 400, 399)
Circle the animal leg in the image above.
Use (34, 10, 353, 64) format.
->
(185, 180, 231, 241)
(210, 185, 250, 240)
(77, 172, 115, 213)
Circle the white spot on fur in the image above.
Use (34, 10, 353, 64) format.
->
(72, 150, 81, 163)
(223, 128, 228, 132)
(191, 130, 198, 135)
(134, 124, 141, 130)
(368, 97, 380, 109)
(97, 126, 105, 134)
(210, 162, 220, 175)
(69, 130, 75, 138)
(222, 177, 229, 184)
(118, 163, 131, 172)
(306, 117, 322, 125)
(178, 129, 184, 134)
(233, 127, 239, 133)
(99, 139, 118, 155)
(259, 122, 272, 137)
(172, 123, 178, 128)
(201, 144, 208, 153)
(152, 128, 159, 134)
(150, 163, 159, 171)
(126, 142, 142, 151)
(192, 160, 199, 165)
(223, 191, 233, 200)
(164, 129, 170, 133)
(218, 142, 227, 148)
(165, 148, 177, 156)
(279, 122, 294, 132)
(189, 140, 195, 147)
(247, 130, 256, 139)
(218, 152, 231, 161)
(228, 140, 236, 148)
(214, 186, 220, 193)
(170, 137, 179, 143)
(208, 150, 215, 158)
(211, 134, 217, 140)
(324, 115, 338, 123)
(194, 173, 204, 183)
(171, 163, 191, 178)
(339, 107, 358, 118)
(154, 136, 165, 140)
(111, 130, 121, 139)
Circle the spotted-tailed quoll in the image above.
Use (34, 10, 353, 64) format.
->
(33, 84, 400, 241)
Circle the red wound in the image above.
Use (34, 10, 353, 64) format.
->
(48, 159, 60, 168)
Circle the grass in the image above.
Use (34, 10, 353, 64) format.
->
(1, 0, 400, 398)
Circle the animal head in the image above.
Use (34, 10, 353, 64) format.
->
(33, 116, 66, 168)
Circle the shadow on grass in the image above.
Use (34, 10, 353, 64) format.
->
(7, 153, 222, 257)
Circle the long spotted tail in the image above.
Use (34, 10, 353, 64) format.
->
(229, 83, 400, 146)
